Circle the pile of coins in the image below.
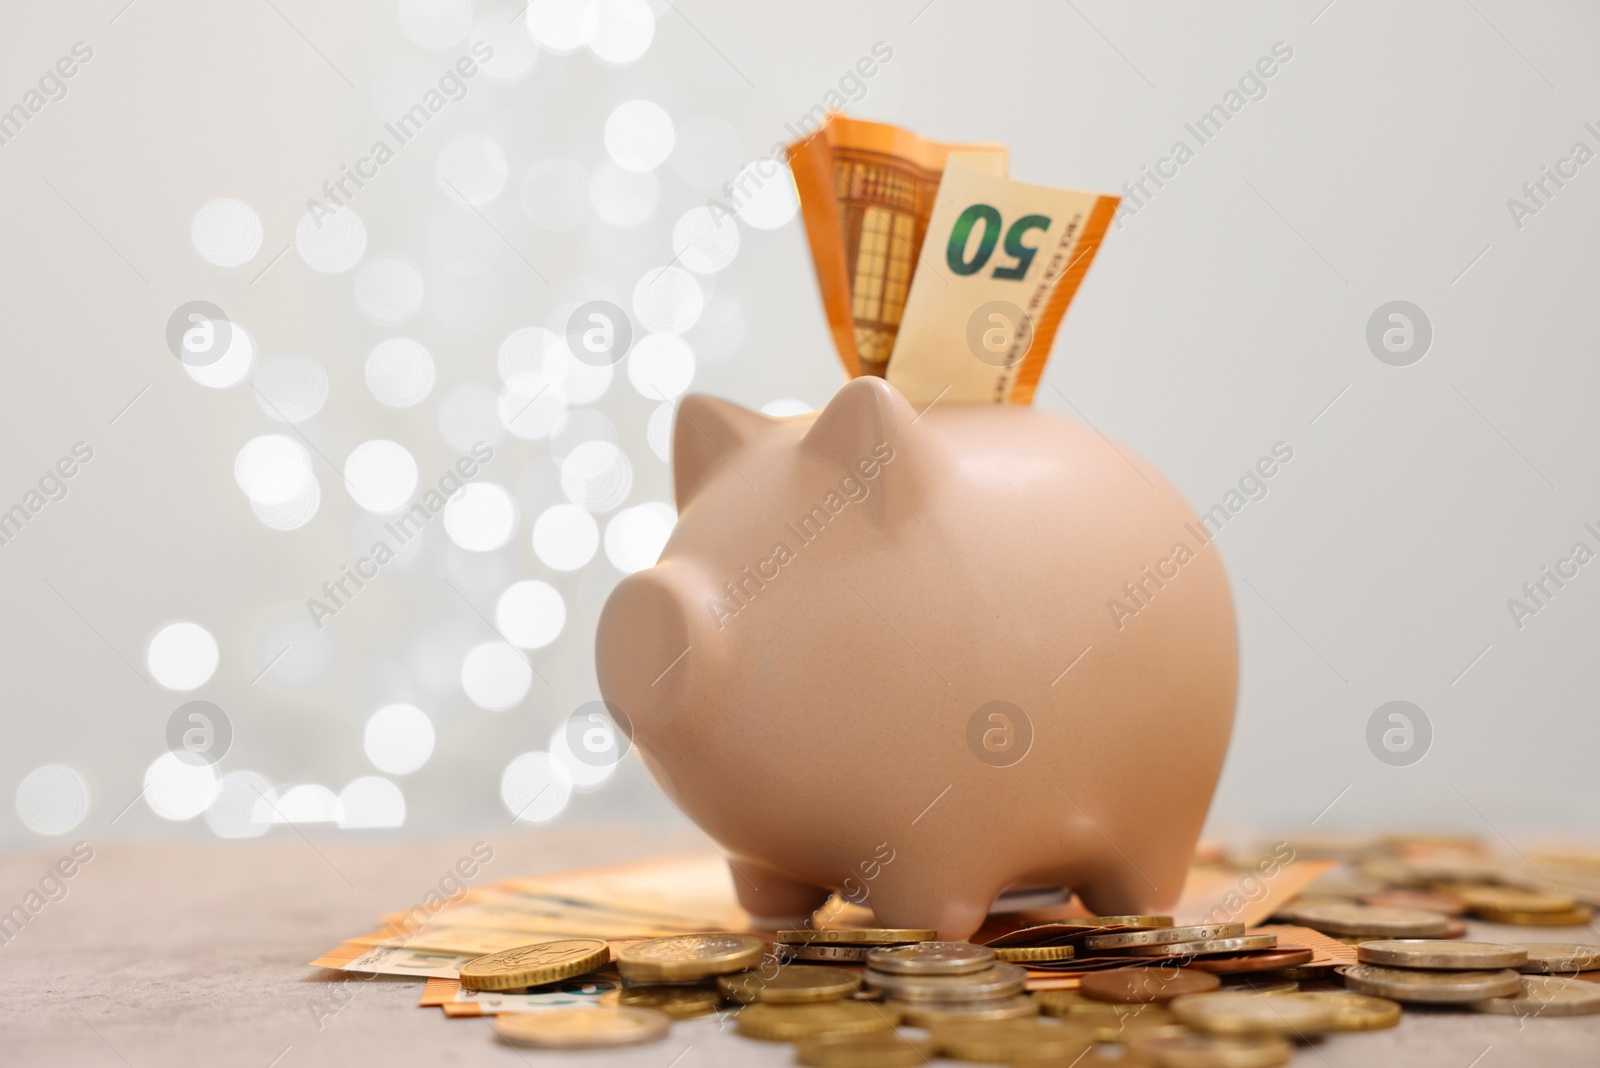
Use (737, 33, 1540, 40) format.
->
(1341, 940, 1600, 1017)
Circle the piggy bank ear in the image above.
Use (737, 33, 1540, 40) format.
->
(672, 394, 775, 510)
(595, 560, 709, 735)
(802, 375, 919, 466)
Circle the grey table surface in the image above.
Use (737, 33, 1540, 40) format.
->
(2, 830, 1597, 1068)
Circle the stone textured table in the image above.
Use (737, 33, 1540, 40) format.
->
(2, 830, 1597, 1066)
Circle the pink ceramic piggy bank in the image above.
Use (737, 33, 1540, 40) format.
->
(596, 377, 1237, 939)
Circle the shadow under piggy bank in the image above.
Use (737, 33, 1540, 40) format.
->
(596, 376, 1237, 940)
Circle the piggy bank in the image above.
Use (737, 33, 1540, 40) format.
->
(595, 376, 1237, 939)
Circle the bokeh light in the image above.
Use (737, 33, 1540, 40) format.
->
(474, 12, 540, 82)
(147, 621, 220, 692)
(364, 704, 436, 775)
(438, 384, 506, 452)
(235, 434, 315, 509)
(15, 764, 89, 835)
(605, 501, 676, 573)
(443, 482, 519, 551)
(732, 161, 799, 229)
(672, 206, 740, 274)
(646, 401, 674, 462)
(339, 777, 406, 828)
(633, 266, 704, 334)
(184, 321, 255, 389)
(604, 100, 674, 172)
(588, 0, 654, 65)
(627, 333, 695, 400)
(344, 440, 419, 514)
(296, 205, 368, 273)
(498, 383, 568, 441)
(354, 258, 426, 326)
(254, 354, 329, 423)
(532, 503, 599, 570)
(190, 198, 262, 267)
(461, 640, 533, 710)
(525, 0, 598, 52)
(144, 752, 219, 821)
(560, 440, 632, 512)
(365, 338, 436, 408)
(252, 477, 321, 531)
(495, 580, 566, 649)
(501, 751, 573, 822)
(273, 784, 342, 823)
(204, 771, 275, 838)
(549, 719, 615, 791)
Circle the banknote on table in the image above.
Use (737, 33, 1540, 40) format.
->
(422, 976, 619, 1016)
(310, 941, 481, 979)
(885, 156, 1118, 406)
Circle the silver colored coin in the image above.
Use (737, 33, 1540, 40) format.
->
(1472, 975, 1600, 1017)
(1339, 963, 1523, 1004)
(1122, 935, 1278, 958)
(867, 941, 996, 975)
(1357, 940, 1528, 970)
(1084, 923, 1246, 951)
(864, 961, 1027, 1004)
(1288, 902, 1449, 938)
(1515, 943, 1600, 974)
(780, 943, 873, 963)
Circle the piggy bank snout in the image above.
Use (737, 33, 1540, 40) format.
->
(595, 561, 700, 738)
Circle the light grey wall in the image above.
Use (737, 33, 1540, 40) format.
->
(1, 0, 1596, 852)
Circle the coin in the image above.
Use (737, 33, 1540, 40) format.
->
(1170, 991, 1338, 1037)
(1356, 939, 1528, 970)
(1471, 975, 1600, 1017)
(1286, 902, 1449, 938)
(1515, 943, 1600, 973)
(1070, 914, 1174, 927)
(1081, 1005, 1178, 1044)
(866, 941, 996, 975)
(1454, 886, 1578, 914)
(1080, 966, 1222, 1004)
(894, 994, 1038, 1027)
(615, 933, 767, 982)
(931, 1018, 1098, 1063)
(782, 943, 874, 963)
(1476, 905, 1595, 927)
(795, 1032, 931, 1067)
(1338, 963, 1523, 1003)
(1125, 1030, 1292, 1068)
(459, 938, 611, 991)
(1362, 889, 1468, 915)
(994, 944, 1076, 963)
(493, 1006, 670, 1048)
(718, 964, 859, 1004)
(1085, 923, 1246, 951)
(864, 961, 1027, 1004)
(776, 928, 937, 945)
(1220, 977, 1299, 995)
(1295, 991, 1401, 1031)
(599, 985, 722, 1019)
(1266, 962, 1338, 981)
(736, 1001, 899, 1042)
(1123, 935, 1279, 958)
(1186, 948, 1315, 974)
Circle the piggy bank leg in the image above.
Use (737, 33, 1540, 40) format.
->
(728, 857, 832, 927)
(1073, 864, 1180, 918)
(860, 880, 998, 942)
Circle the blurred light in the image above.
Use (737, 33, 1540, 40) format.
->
(525, 0, 598, 52)
(474, 12, 540, 82)
(690, 292, 744, 362)
(145, 753, 218, 821)
(355, 258, 426, 326)
(344, 440, 419, 514)
(204, 770, 274, 838)
(495, 580, 566, 648)
(672, 116, 742, 189)
(604, 100, 674, 172)
(646, 400, 674, 462)
(550, 407, 618, 460)
(532, 503, 599, 570)
(732, 161, 798, 229)
(364, 704, 435, 774)
(147, 621, 220, 692)
(605, 501, 675, 572)
(497, 326, 561, 396)
(549, 720, 614, 791)
(185, 321, 255, 389)
(556, 349, 612, 404)
(588, 0, 654, 64)
(296, 205, 368, 273)
(501, 751, 572, 822)
(254, 354, 329, 423)
(235, 435, 315, 512)
(672, 206, 740, 274)
(443, 482, 519, 551)
(191, 198, 262, 267)
(461, 641, 533, 710)
(498, 384, 568, 440)
(627, 333, 695, 399)
(633, 266, 703, 334)
(439, 384, 506, 452)
(589, 161, 657, 227)
(273, 784, 342, 823)
(15, 765, 89, 835)
(561, 440, 632, 512)
(762, 398, 813, 417)
(339, 777, 406, 828)
(437, 133, 509, 205)
(398, 0, 473, 48)
(520, 159, 589, 231)
(365, 338, 437, 408)
(252, 477, 321, 531)
(256, 613, 337, 690)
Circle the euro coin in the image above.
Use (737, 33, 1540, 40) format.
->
(459, 938, 610, 991)
(776, 928, 936, 945)
(1295, 991, 1401, 1031)
(1454, 886, 1578, 914)
(600, 985, 722, 1019)
(864, 961, 1027, 1003)
(782, 943, 874, 963)
(718, 964, 859, 1004)
(1362, 889, 1468, 915)
(1080, 966, 1221, 1004)
(1286, 902, 1449, 938)
(1338, 963, 1522, 1003)
(1471, 975, 1600, 1017)
(994, 943, 1075, 963)
(1170, 991, 1338, 1037)
(1085, 923, 1245, 951)
(1220, 977, 1298, 995)
(931, 1018, 1097, 1063)
(867, 941, 995, 975)
(1035, 989, 1137, 1017)
(1072, 915, 1174, 927)
(493, 1006, 669, 1048)
(1187, 948, 1315, 974)
(1123, 935, 1278, 958)
(895, 994, 1038, 1027)
(796, 1032, 931, 1068)
(735, 1001, 899, 1042)
(1476, 905, 1594, 926)
(1356, 939, 1528, 970)
(615, 933, 767, 982)
(1515, 943, 1600, 973)
(1125, 1030, 1292, 1068)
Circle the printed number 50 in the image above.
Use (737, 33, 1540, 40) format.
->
(947, 205, 1052, 280)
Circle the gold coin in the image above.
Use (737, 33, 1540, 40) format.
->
(1454, 885, 1578, 914)
(615, 933, 767, 982)
(1357, 939, 1528, 970)
(795, 1032, 931, 1068)
(776, 928, 937, 945)
(1516, 942, 1600, 973)
(458, 938, 610, 991)
(864, 961, 1027, 1004)
(1125, 1030, 1292, 1068)
(994, 944, 1075, 963)
(718, 964, 860, 1004)
(1338, 963, 1523, 1003)
(1295, 991, 1401, 1031)
(1035, 989, 1136, 1017)
(1123, 935, 1278, 958)
(1169, 992, 1338, 1037)
(493, 1006, 669, 1048)
(735, 1000, 899, 1042)
(867, 941, 996, 975)
(931, 1018, 1098, 1063)
(1220, 978, 1298, 995)
(1071, 915, 1174, 927)
(1476, 905, 1595, 926)
(599, 985, 723, 1019)
(1081, 1005, 1177, 1044)
(1085, 923, 1246, 951)
(780, 943, 875, 962)
(1471, 975, 1600, 1017)
(1286, 902, 1449, 938)
(895, 994, 1039, 1027)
